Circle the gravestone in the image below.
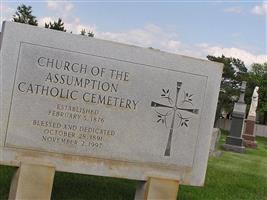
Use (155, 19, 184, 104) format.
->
(223, 81, 247, 153)
(0, 22, 222, 199)
(242, 86, 259, 148)
(209, 128, 221, 156)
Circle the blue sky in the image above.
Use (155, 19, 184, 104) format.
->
(1, 0, 266, 68)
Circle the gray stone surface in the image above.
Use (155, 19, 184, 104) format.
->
(209, 128, 221, 155)
(254, 124, 267, 138)
(229, 113, 246, 138)
(222, 144, 245, 153)
(0, 22, 223, 186)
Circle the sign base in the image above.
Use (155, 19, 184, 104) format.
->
(8, 162, 55, 200)
(135, 177, 179, 200)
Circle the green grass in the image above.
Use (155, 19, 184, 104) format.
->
(1, 133, 267, 200)
(179, 133, 267, 200)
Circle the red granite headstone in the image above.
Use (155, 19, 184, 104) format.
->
(243, 116, 257, 148)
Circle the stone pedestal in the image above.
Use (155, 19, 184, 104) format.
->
(135, 181, 147, 200)
(243, 116, 257, 148)
(222, 140, 245, 153)
(8, 163, 55, 200)
(134, 177, 179, 200)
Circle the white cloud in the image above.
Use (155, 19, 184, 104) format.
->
(166, 40, 182, 50)
(0, 3, 15, 22)
(65, 18, 96, 34)
(0, 3, 15, 29)
(42, 0, 96, 33)
(198, 44, 267, 67)
(47, 1, 58, 10)
(65, 3, 74, 12)
(39, 15, 96, 34)
(10, 1, 265, 70)
(97, 24, 182, 53)
(83, 24, 267, 68)
(224, 7, 242, 14)
(39, 16, 56, 27)
(40, 1, 191, 58)
(46, 0, 74, 13)
(251, 1, 267, 15)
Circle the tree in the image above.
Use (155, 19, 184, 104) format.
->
(207, 55, 248, 121)
(246, 63, 267, 124)
(13, 4, 38, 26)
(80, 29, 94, 37)
(45, 18, 66, 32)
(87, 31, 94, 37)
(80, 29, 86, 35)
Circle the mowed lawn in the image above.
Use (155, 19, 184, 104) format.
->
(179, 134, 267, 200)
(0, 132, 267, 200)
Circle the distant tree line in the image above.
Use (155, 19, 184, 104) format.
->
(12, 4, 94, 37)
(11, 4, 267, 124)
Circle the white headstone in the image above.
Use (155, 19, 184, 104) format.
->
(0, 22, 222, 186)
(248, 86, 259, 117)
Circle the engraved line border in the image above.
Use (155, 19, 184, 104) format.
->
(4, 42, 22, 145)
(21, 41, 208, 78)
(4, 41, 208, 169)
(191, 76, 208, 168)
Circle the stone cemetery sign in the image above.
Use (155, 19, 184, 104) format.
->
(0, 22, 222, 186)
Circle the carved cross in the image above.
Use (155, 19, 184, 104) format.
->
(151, 82, 199, 156)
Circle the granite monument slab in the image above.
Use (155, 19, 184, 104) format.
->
(0, 22, 222, 186)
(223, 81, 247, 153)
